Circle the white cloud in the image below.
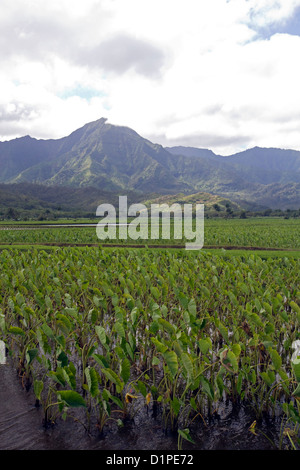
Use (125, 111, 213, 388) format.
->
(1, 0, 300, 154)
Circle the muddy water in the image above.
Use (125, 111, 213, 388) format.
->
(0, 362, 286, 451)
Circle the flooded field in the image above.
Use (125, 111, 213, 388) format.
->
(0, 360, 288, 451)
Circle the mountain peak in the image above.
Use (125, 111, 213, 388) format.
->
(0, 119, 299, 210)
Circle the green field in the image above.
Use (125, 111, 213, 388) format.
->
(1, 217, 300, 250)
(1, 217, 300, 449)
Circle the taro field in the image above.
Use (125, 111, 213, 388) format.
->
(0, 217, 300, 250)
(1, 241, 300, 450)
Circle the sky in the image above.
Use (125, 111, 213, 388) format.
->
(1, 0, 300, 155)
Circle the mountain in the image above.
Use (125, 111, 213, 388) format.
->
(166, 146, 300, 209)
(167, 145, 300, 185)
(1, 118, 188, 194)
(0, 117, 300, 209)
(0, 183, 245, 220)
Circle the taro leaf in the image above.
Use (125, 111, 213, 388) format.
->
(149, 321, 159, 335)
(260, 372, 274, 387)
(0, 312, 5, 333)
(163, 350, 178, 379)
(49, 368, 66, 387)
(158, 318, 176, 338)
(263, 302, 273, 317)
(161, 305, 168, 317)
(34, 379, 44, 401)
(292, 383, 300, 398)
(282, 403, 300, 424)
(264, 322, 275, 335)
(135, 380, 147, 397)
(88, 308, 98, 325)
(120, 358, 131, 384)
(95, 325, 107, 344)
(54, 290, 62, 306)
(93, 295, 101, 307)
(101, 368, 124, 393)
(125, 342, 134, 361)
(228, 291, 238, 307)
(26, 348, 38, 365)
(56, 313, 72, 334)
(45, 295, 52, 310)
(16, 292, 25, 307)
(110, 395, 124, 409)
(227, 350, 238, 373)
(115, 346, 125, 360)
(254, 298, 262, 313)
(9, 326, 25, 336)
(269, 348, 282, 371)
(190, 397, 198, 411)
(151, 337, 168, 353)
(114, 321, 125, 338)
(60, 369, 71, 388)
(126, 297, 135, 310)
(278, 369, 290, 394)
(130, 307, 138, 324)
(290, 301, 300, 321)
(217, 321, 228, 342)
(178, 428, 195, 444)
(215, 375, 224, 397)
(198, 338, 211, 355)
(85, 366, 99, 397)
(188, 299, 197, 318)
(199, 376, 214, 401)
(173, 340, 183, 358)
(292, 358, 300, 383)
(279, 311, 289, 323)
(183, 311, 190, 326)
(237, 373, 243, 395)
(41, 323, 55, 340)
(201, 286, 210, 298)
(249, 313, 264, 329)
(64, 307, 79, 321)
(178, 291, 189, 309)
(152, 356, 160, 366)
(232, 343, 241, 357)
(64, 364, 76, 390)
(150, 286, 160, 300)
(128, 331, 136, 350)
(36, 327, 50, 354)
(58, 390, 86, 408)
(112, 294, 119, 307)
(181, 352, 193, 380)
(102, 388, 111, 402)
(250, 369, 256, 385)
(170, 397, 181, 417)
(92, 353, 109, 369)
(268, 369, 276, 383)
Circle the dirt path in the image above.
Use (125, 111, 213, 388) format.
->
(0, 242, 294, 251)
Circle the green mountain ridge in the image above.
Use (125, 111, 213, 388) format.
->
(0, 117, 299, 209)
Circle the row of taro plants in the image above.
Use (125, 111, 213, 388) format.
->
(1, 247, 300, 448)
(1, 218, 300, 249)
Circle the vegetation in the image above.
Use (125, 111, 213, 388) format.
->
(1, 118, 300, 450)
(1, 218, 300, 250)
(0, 117, 299, 209)
(0, 245, 300, 449)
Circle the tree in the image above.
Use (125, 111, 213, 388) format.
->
(6, 207, 18, 220)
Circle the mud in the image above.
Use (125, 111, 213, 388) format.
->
(0, 362, 288, 451)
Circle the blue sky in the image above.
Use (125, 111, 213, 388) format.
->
(251, 4, 300, 39)
(1, 0, 300, 155)
(58, 85, 109, 107)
